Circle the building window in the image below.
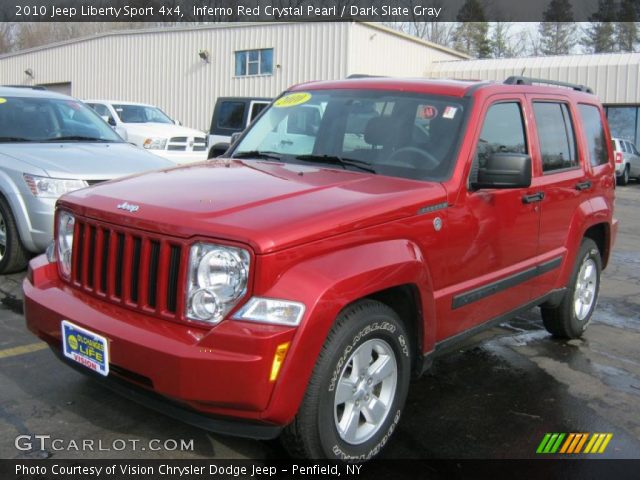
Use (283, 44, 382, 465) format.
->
(235, 49, 273, 76)
(605, 106, 638, 147)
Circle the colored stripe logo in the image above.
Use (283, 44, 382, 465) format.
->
(537, 433, 612, 454)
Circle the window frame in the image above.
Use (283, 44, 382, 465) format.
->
(469, 99, 529, 186)
(529, 100, 580, 176)
(578, 102, 611, 168)
(234, 48, 274, 77)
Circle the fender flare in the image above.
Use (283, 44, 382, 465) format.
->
(558, 195, 612, 288)
(258, 239, 434, 424)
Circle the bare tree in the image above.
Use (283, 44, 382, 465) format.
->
(490, 22, 527, 58)
(0, 23, 15, 54)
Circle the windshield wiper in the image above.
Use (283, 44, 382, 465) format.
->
(232, 150, 283, 161)
(295, 154, 376, 173)
(0, 136, 34, 142)
(44, 136, 112, 142)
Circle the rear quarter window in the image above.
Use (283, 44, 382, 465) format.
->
(579, 104, 609, 167)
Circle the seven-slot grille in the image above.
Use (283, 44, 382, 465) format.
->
(167, 136, 207, 152)
(70, 217, 184, 318)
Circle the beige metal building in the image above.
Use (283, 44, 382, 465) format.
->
(431, 53, 640, 145)
(0, 22, 466, 131)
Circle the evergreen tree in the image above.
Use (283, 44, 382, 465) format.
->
(538, 0, 577, 55)
(582, 0, 618, 53)
(616, 0, 638, 52)
(454, 0, 491, 58)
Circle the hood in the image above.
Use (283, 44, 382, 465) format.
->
(123, 123, 206, 139)
(60, 160, 447, 254)
(0, 142, 174, 179)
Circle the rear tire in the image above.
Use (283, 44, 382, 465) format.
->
(541, 238, 601, 339)
(281, 300, 411, 460)
(0, 196, 29, 274)
(617, 165, 629, 186)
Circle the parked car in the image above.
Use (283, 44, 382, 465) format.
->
(0, 87, 174, 273)
(86, 100, 208, 164)
(208, 97, 270, 158)
(24, 77, 617, 460)
(611, 137, 640, 185)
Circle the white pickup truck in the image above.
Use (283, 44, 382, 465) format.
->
(86, 100, 208, 164)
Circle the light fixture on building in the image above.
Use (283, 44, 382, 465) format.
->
(24, 68, 34, 78)
(198, 50, 210, 63)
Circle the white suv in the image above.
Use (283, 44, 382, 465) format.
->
(612, 137, 640, 185)
(86, 100, 208, 164)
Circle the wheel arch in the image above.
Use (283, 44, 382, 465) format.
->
(259, 239, 434, 424)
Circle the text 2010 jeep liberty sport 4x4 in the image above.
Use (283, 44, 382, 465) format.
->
(24, 76, 617, 460)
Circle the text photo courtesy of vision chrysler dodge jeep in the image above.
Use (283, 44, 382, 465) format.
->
(24, 76, 616, 460)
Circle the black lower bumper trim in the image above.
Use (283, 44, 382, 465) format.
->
(50, 347, 283, 440)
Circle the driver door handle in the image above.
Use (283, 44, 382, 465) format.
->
(575, 180, 592, 191)
(522, 192, 545, 204)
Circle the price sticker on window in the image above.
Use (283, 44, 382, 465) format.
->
(274, 92, 312, 108)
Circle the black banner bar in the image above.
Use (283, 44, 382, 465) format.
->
(2, 0, 636, 23)
(3, 459, 640, 480)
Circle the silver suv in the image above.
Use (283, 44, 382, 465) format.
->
(612, 137, 640, 186)
(0, 87, 174, 273)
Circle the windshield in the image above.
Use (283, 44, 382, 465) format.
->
(0, 96, 123, 143)
(233, 89, 469, 181)
(113, 104, 174, 124)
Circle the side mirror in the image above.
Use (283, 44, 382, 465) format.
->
(208, 142, 230, 159)
(473, 153, 531, 189)
(107, 116, 116, 127)
(230, 131, 243, 144)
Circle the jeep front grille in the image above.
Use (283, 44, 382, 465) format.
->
(70, 218, 184, 318)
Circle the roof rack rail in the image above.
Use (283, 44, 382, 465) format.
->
(2, 85, 47, 90)
(504, 76, 593, 94)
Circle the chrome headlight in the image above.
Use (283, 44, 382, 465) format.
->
(24, 174, 87, 198)
(56, 211, 75, 279)
(143, 137, 167, 150)
(186, 243, 250, 324)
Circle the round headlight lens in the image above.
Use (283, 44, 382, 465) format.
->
(56, 211, 75, 279)
(189, 288, 221, 321)
(186, 243, 250, 324)
(196, 249, 246, 300)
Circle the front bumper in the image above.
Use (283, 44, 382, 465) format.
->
(23, 255, 297, 434)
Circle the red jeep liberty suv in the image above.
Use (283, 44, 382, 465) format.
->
(24, 77, 617, 460)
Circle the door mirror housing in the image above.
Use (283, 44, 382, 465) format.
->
(107, 116, 117, 127)
(473, 153, 532, 189)
(209, 143, 230, 159)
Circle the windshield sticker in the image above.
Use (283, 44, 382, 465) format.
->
(419, 105, 438, 120)
(274, 92, 312, 108)
(0, 98, 6, 104)
(443, 106, 457, 119)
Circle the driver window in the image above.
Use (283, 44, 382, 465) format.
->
(476, 102, 527, 167)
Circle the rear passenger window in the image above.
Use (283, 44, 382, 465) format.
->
(475, 102, 527, 168)
(579, 104, 609, 166)
(217, 102, 246, 130)
(533, 102, 578, 172)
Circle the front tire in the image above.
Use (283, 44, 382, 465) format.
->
(0, 196, 29, 274)
(281, 300, 411, 460)
(541, 238, 601, 339)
